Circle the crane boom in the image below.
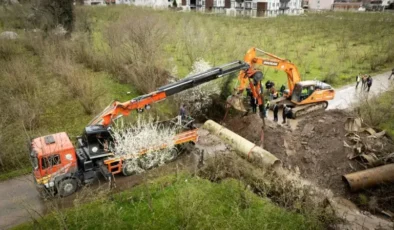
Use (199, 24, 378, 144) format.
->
(89, 61, 249, 127)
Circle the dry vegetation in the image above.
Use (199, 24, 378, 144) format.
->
(1, 3, 394, 177)
(356, 85, 394, 136)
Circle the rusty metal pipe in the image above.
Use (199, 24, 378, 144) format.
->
(203, 120, 281, 168)
(342, 164, 394, 191)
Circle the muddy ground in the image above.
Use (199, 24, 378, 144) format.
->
(224, 110, 394, 215)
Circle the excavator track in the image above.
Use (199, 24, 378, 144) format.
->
(292, 101, 328, 119)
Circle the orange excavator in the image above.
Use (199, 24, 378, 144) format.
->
(231, 47, 335, 118)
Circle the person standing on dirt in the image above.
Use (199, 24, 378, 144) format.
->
(273, 103, 279, 122)
(179, 104, 186, 119)
(282, 105, 292, 125)
(246, 88, 257, 113)
(286, 107, 293, 121)
(366, 75, 373, 92)
(355, 74, 361, 89)
(178, 104, 187, 125)
(389, 68, 394, 80)
(250, 97, 257, 113)
(282, 104, 287, 124)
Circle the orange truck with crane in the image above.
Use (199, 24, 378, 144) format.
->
(29, 48, 335, 197)
(30, 61, 251, 197)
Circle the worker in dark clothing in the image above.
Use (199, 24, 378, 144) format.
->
(282, 105, 287, 124)
(250, 96, 257, 113)
(178, 104, 186, 126)
(246, 88, 257, 113)
(366, 75, 373, 92)
(286, 107, 293, 120)
(361, 75, 367, 90)
(273, 103, 279, 122)
(389, 68, 394, 80)
(265, 80, 272, 90)
(282, 104, 292, 124)
(179, 104, 186, 120)
(279, 85, 286, 96)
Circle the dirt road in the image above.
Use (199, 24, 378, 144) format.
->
(327, 71, 393, 110)
(0, 153, 199, 230)
(0, 71, 392, 229)
(263, 71, 393, 129)
(0, 175, 44, 229)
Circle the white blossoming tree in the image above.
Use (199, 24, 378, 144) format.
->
(111, 117, 179, 176)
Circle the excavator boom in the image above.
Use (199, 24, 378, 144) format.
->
(237, 47, 302, 97)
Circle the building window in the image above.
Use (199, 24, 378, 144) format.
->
(252, 2, 257, 8)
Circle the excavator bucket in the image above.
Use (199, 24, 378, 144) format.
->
(226, 94, 247, 112)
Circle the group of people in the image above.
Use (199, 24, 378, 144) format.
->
(247, 80, 292, 125)
(265, 80, 287, 100)
(355, 74, 373, 92)
(270, 103, 292, 124)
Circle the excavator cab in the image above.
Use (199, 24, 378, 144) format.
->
(291, 81, 334, 105)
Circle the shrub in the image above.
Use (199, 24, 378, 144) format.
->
(30, 0, 75, 34)
(356, 86, 394, 136)
(103, 12, 171, 93)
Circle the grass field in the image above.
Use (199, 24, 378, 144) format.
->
(14, 174, 325, 230)
(1, 5, 394, 176)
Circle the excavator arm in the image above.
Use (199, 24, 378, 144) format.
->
(89, 61, 249, 127)
(237, 47, 302, 97)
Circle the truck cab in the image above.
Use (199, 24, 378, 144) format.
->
(30, 132, 78, 196)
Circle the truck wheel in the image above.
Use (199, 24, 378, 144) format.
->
(122, 163, 137, 176)
(58, 179, 77, 197)
(164, 148, 179, 162)
(122, 160, 141, 176)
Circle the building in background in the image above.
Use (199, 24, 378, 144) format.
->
(183, 0, 303, 16)
(332, 0, 390, 11)
(84, 0, 106, 5)
(84, 0, 132, 5)
(133, 0, 172, 8)
(306, 0, 334, 9)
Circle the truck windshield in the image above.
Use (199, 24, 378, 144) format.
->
(30, 151, 38, 170)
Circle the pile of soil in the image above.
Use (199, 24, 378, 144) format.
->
(224, 110, 394, 214)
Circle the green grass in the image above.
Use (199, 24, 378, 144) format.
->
(0, 167, 31, 182)
(79, 7, 394, 87)
(14, 174, 323, 230)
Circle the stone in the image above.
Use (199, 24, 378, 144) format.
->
(0, 31, 18, 40)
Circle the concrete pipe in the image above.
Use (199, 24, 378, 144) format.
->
(203, 120, 281, 168)
(343, 164, 394, 192)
